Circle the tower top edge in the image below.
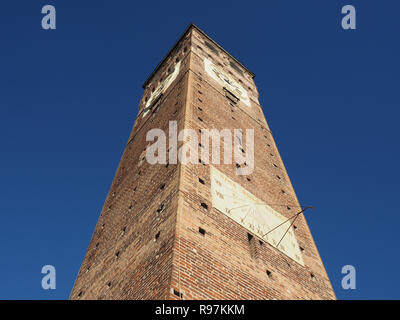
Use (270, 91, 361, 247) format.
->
(142, 23, 255, 89)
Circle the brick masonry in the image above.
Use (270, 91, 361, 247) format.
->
(70, 24, 336, 300)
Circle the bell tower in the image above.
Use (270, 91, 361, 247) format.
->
(70, 24, 335, 300)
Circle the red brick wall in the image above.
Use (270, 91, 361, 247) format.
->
(70, 25, 335, 300)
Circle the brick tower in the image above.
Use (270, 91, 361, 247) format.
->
(70, 24, 335, 300)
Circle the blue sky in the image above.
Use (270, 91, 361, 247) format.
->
(0, 0, 399, 300)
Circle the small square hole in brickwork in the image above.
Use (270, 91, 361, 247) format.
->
(287, 206, 291, 210)
(300, 246, 304, 252)
(277, 175, 281, 180)
(200, 202, 208, 210)
(155, 231, 161, 240)
(246, 177, 251, 182)
(115, 251, 120, 258)
(199, 178, 205, 185)
(165, 163, 169, 168)
(199, 159, 205, 165)
(247, 233, 253, 241)
(198, 98, 202, 103)
(107, 281, 111, 288)
(236, 163, 240, 169)
(266, 270, 272, 278)
(197, 106, 203, 111)
(157, 203, 165, 214)
(199, 143, 204, 148)
(281, 189, 286, 194)
(95, 242, 99, 248)
(310, 273, 315, 280)
(259, 240, 263, 246)
(122, 227, 126, 234)
(160, 183, 166, 190)
(173, 289, 183, 298)
(198, 117, 203, 122)
(77, 291, 83, 297)
(270, 153, 274, 157)
(199, 227, 206, 236)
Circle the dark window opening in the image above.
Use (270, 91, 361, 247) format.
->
(266, 270, 272, 278)
(160, 183, 166, 190)
(200, 202, 208, 210)
(199, 178, 205, 185)
(199, 227, 206, 236)
(204, 40, 219, 55)
(229, 61, 243, 75)
(155, 231, 161, 240)
(247, 233, 253, 241)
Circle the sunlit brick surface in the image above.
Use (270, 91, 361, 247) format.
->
(70, 24, 335, 300)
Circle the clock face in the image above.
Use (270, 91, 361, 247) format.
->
(204, 58, 251, 107)
(143, 61, 181, 117)
(210, 166, 304, 265)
